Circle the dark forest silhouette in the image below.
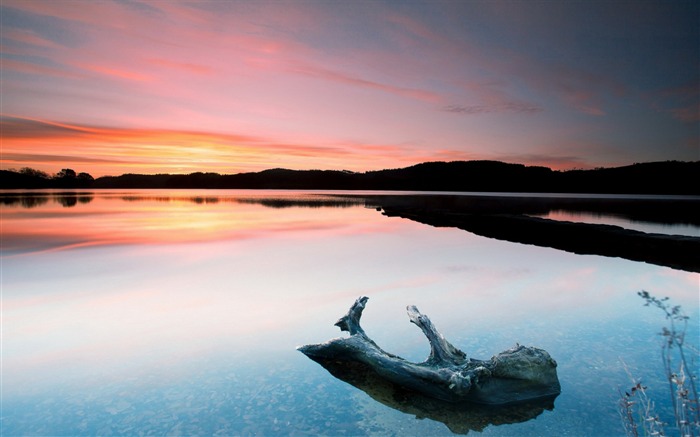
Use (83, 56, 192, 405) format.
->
(1, 160, 699, 194)
(1, 167, 94, 189)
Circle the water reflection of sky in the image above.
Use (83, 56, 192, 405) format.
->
(534, 210, 700, 237)
(2, 190, 698, 436)
(1, 191, 377, 255)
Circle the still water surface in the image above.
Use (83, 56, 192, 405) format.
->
(2, 190, 698, 436)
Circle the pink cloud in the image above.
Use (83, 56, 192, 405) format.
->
(670, 107, 700, 123)
(288, 63, 443, 103)
(147, 58, 213, 75)
(1, 27, 64, 49)
(2, 59, 81, 79)
(656, 84, 700, 123)
(385, 7, 628, 117)
(443, 102, 542, 115)
(3, 0, 157, 30)
(80, 64, 153, 82)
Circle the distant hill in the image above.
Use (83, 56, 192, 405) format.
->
(2, 160, 698, 194)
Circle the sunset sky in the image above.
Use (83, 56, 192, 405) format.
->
(1, 0, 698, 177)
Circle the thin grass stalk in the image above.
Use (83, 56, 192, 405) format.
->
(620, 292, 699, 437)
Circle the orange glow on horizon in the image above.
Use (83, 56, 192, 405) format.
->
(0, 115, 588, 177)
(2, 115, 481, 177)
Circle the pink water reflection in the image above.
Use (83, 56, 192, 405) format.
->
(533, 210, 699, 237)
(1, 190, 388, 255)
(2, 190, 406, 391)
(2, 190, 698, 421)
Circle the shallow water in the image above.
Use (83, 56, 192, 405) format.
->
(2, 190, 698, 436)
(532, 210, 699, 237)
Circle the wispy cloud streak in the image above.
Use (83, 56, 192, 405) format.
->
(289, 64, 443, 103)
(443, 103, 542, 115)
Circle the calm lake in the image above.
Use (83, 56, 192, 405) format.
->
(2, 189, 698, 436)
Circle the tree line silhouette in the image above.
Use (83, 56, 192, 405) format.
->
(1, 167, 94, 188)
(1, 160, 698, 195)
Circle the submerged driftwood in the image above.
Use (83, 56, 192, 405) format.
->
(312, 357, 557, 434)
(298, 296, 561, 405)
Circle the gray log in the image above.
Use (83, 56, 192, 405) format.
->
(298, 296, 561, 405)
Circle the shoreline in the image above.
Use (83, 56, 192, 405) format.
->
(381, 205, 700, 273)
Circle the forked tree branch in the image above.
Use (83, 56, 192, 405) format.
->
(299, 296, 561, 405)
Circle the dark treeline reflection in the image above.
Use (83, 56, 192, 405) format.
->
(378, 195, 700, 273)
(0, 193, 94, 208)
(117, 195, 366, 208)
(57, 194, 94, 207)
(366, 194, 700, 226)
(2, 192, 698, 227)
(0, 192, 370, 209)
(1, 194, 50, 208)
(235, 197, 366, 209)
(120, 195, 221, 204)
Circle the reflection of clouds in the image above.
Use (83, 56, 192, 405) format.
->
(3, 207, 424, 393)
(538, 210, 699, 237)
(5, 265, 273, 378)
(5, 285, 226, 389)
(1, 192, 391, 256)
(3, 197, 698, 436)
(629, 268, 700, 306)
(445, 264, 532, 278)
(354, 274, 442, 297)
(3, 205, 698, 437)
(0, 233, 110, 256)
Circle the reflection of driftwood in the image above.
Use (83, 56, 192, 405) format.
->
(313, 359, 557, 434)
(298, 297, 560, 406)
(381, 207, 700, 273)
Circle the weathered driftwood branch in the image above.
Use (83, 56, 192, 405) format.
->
(298, 296, 561, 405)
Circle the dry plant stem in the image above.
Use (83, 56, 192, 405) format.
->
(620, 360, 666, 437)
(618, 387, 639, 437)
(622, 291, 700, 437)
(641, 291, 699, 433)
